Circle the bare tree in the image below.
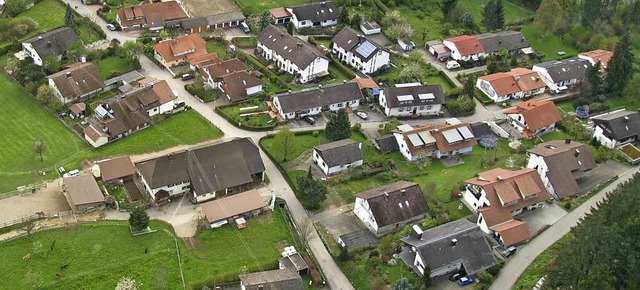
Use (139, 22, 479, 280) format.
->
(296, 218, 315, 247)
(33, 140, 45, 161)
(23, 220, 36, 237)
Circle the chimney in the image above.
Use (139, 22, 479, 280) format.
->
(343, 80, 346, 83)
(575, 149, 580, 157)
(173, 39, 178, 45)
(497, 175, 503, 181)
(565, 139, 571, 144)
(451, 239, 458, 246)
(47, 41, 52, 47)
(66, 72, 71, 78)
(81, 56, 87, 63)
(383, 192, 389, 200)
(624, 116, 630, 122)
(410, 225, 423, 240)
(297, 42, 302, 49)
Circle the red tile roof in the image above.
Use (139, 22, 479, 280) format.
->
(491, 220, 531, 246)
(117, 1, 187, 28)
(351, 77, 380, 90)
(479, 72, 521, 96)
(579, 49, 613, 71)
(153, 34, 207, 64)
(445, 35, 484, 56)
(503, 100, 562, 137)
(506, 68, 545, 92)
(269, 7, 292, 18)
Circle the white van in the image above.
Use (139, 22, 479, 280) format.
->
(241, 22, 250, 34)
(63, 169, 80, 178)
(446, 60, 460, 70)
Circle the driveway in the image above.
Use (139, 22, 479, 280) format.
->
(578, 160, 631, 194)
(311, 204, 368, 240)
(518, 202, 566, 236)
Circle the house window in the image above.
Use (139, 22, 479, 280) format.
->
(427, 105, 432, 109)
(478, 215, 483, 224)
(399, 107, 404, 112)
(419, 106, 424, 110)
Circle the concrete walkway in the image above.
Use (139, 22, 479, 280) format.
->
(490, 166, 640, 290)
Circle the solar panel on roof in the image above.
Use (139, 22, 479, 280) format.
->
(397, 95, 414, 102)
(408, 134, 424, 147)
(418, 93, 435, 100)
(355, 40, 376, 58)
(457, 126, 474, 140)
(442, 129, 463, 144)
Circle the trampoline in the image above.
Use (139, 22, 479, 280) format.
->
(576, 106, 589, 119)
(479, 135, 497, 148)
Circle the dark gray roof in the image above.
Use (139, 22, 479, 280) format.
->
(591, 110, 640, 141)
(204, 11, 245, 25)
(356, 181, 429, 228)
(475, 30, 530, 53)
(257, 25, 328, 69)
(527, 140, 597, 198)
(332, 26, 385, 62)
(287, 1, 339, 23)
(339, 230, 378, 249)
(360, 20, 380, 30)
(23, 27, 79, 59)
(47, 62, 105, 101)
(471, 122, 492, 140)
(135, 138, 265, 197)
(274, 82, 363, 114)
(314, 139, 364, 168)
(534, 57, 591, 83)
(279, 253, 309, 272)
(400, 219, 498, 276)
(382, 84, 445, 108)
(374, 135, 399, 152)
(180, 17, 209, 29)
(239, 269, 303, 290)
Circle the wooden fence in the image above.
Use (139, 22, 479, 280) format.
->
(0, 210, 73, 230)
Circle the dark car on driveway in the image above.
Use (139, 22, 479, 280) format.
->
(502, 246, 517, 258)
(458, 276, 474, 286)
(303, 116, 316, 125)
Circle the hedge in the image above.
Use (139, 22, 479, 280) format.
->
(474, 89, 495, 105)
(236, 50, 289, 89)
(328, 54, 356, 79)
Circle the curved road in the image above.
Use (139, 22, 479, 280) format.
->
(490, 166, 640, 290)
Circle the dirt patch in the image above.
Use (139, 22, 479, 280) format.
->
(182, 237, 199, 249)
(182, 0, 239, 17)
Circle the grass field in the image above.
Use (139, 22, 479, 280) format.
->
(206, 39, 228, 60)
(95, 56, 137, 80)
(0, 209, 296, 289)
(457, 0, 534, 27)
(521, 24, 578, 61)
(236, 0, 305, 16)
(19, 0, 66, 38)
(0, 71, 223, 193)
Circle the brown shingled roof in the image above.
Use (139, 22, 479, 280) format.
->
(355, 181, 429, 228)
(47, 62, 104, 101)
(98, 156, 135, 182)
(117, 1, 187, 28)
(221, 71, 263, 102)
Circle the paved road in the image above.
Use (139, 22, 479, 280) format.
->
(490, 166, 640, 290)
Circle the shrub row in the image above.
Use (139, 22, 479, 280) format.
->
(236, 50, 289, 89)
(328, 54, 356, 79)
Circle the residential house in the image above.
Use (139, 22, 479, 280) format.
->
(475, 30, 531, 55)
(188, 52, 220, 71)
(313, 139, 364, 176)
(116, 1, 188, 31)
(220, 71, 263, 102)
(463, 168, 551, 246)
(63, 175, 105, 213)
(239, 269, 303, 290)
(527, 140, 597, 199)
(279, 247, 309, 275)
(443, 35, 485, 61)
(256, 25, 329, 83)
(378, 83, 445, 117)
(331, 26, 390, 74)
(398, 38, 415, 51)
(286, 1, 338, 29)
(338, 230, 379, 250)
(591, 109, 640, 148)
(354, 181, 429, 236)
(47, 62, 105, 104)
(271, 82, 363, 120)
(532, 57, 591, 92)
(153, 34, 207, 68)
(269, 7, 292, 24)
(425, 40, 451, 60)
(578, 49, 613, 72)
(476, 68, 545, 103)
(393, 119, 477, 161)
(98, 156, 135, 184)
(200, 189, 267, 228)
(68, 102, 86, 119)
(399, 220, 498, 278)
(201, 11, 246, 30)
(135, 137, 265, 204)
(503, 100, 562, 138)
(360, 20, 381, 35)
(84, 124, 109, 148)
(124, 79, 178, 116)
(200, 58, 245, 88)
(374, 135, 399, 153)
(92, 98, 151, 144)
(22, 27, 78, 65)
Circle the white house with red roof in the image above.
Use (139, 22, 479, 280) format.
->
(392, 119, 477, 161)
(503, 100, 562, 138)
(463, 168, 552, 246)
(476, 68, 545, 103)
(442, 35, 485, 61)
(578, 49, 613, 72)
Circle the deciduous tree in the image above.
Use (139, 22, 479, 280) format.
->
(273, 127, 297, 162)
(325, 109, 351, 141)
(441, 0, 458, 20)
(33, 140, 45, 161)
(534, 0, 563, 37)
(397, 63, 425, 83)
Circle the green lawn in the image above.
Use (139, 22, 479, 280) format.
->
(95, 56, 137, 80)
(206, 39, 229, 60)
(521, 24, 579, 61)
(218, 99, 277, 130)
(0, 72, 87, 192)
(0, 72, 223, 193)
(236, 0, 305, 15)
(457, 0, 534, 27)
(425, 75, 454, 93)
(0, 209, 296, 289)
(19, 0, 66, 38)
(261, 133, 327, 163)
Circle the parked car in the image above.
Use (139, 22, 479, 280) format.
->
(356, 111, 368, 120)
(241, 22, 250, 34)
(63, 169, 80, 178)
(106, 24, 116, 31)
(446, 60, 460, 69)
(458, 276, 474, 286)
(181, 73, 195, 81)
(502, 246, 517, 258)
(303, 116, 316, 125)
(449, 272, 464, 281)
